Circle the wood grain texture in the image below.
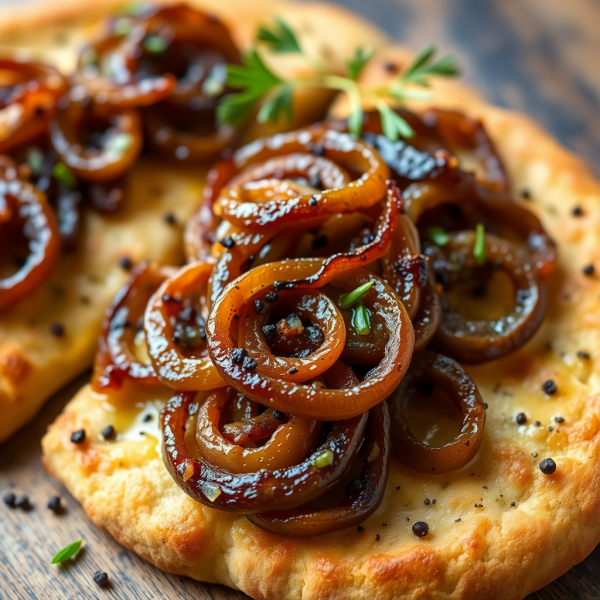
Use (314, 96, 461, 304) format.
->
(1, 0, 599, 599)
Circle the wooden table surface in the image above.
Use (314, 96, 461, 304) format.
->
(2, 0, 600, 599)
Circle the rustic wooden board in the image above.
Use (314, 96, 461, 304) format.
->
(1, 0, 600, 599)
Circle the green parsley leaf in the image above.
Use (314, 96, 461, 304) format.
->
(51, 539, 82, 565)
(401, 44, 459, 86)
(218, 49, 283, 126)
(352, 301, 371, 336)
(377, 103, 414, 140)
(257, 18, 302, 53)
(339, 281, 374, 309)
(474, 223, 486, 266)
(427, 225, 449, 246)
(257, 85, 293, 124)
(52, 162, 77, 189)
(347, 47, 374, 81)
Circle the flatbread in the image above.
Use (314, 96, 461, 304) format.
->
(0, 0, 374, 441)
(38, 2, 600, 600)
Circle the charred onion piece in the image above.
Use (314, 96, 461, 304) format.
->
(208, 258, 414, 421)
(248, 400, 390, 537)
(50, 100, 142, 182)
(0, 177, 60, 311)
(214, 126, 390, 231)
(388, 351, 485, 473)
(431, 231, 546, 364)
(0, 59, 67, 153)
(145, 261, 225, 390)
(412, 272, 442, 352)
(93, 262, 170, 391)
(162, 387, 368, 513)
(195, 387, 321, 473)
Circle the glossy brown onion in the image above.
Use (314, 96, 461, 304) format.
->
(195, 386, 321, 473)
(412, 272, 442, 352)
(432, 231, 546, 364)
(248, 400, 390, 537)
(0, 59, 67, 153)
(50, 100, 142, 182)
(403, 168, 557, 278)
(207, 258, 414, 421)
(388, 351, 485, 473)
(214, 125, 390, 231)
(144, 261, 225, 390)
(0, 177, 60, 311)
(162, 386, 368, 513)
(93, 262, 171, 391)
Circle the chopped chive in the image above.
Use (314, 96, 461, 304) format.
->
(427, 225, 449, 246)
(106, 133, 133, 154)
(143, 35, 169, 55)
(113, 16, 134, 36)
(339, 281, 374, 310)
(52, 161, 77, 189)
(51, 539, 82, 564)
(352, 301, 371, 335)
(474, 223, 486, 266)
(313, 449, 334, 468)
(26, 147, 44, 177)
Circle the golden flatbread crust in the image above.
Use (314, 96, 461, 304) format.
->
(0, 0, 374, 441)
(36, 2, 600, 600)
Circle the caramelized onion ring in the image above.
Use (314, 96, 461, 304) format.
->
(0, 178, 60, 311)
(432, 232, 546, 364)
(50, 100, 142, 182)
(195, 387, 321, 473)
(145, 261, 225, 390)
(388, 351, 485, 473)
(93, 262, 170, 391)
(208, 258, 414, 421)
(0, 59, 67, 152)
(162, 389, 368, 512)
(248, 400, 390, 537)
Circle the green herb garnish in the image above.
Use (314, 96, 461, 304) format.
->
(218, 18, 459, 140)
(313, 449, 334, 468)
(427, 225, 449, 246)
(339, 281, 374, 310)
(352, 301, 371, 336)
(474, 223, 486, 266)
(51, 539, 82, 565)
(52, 161, 77, 189)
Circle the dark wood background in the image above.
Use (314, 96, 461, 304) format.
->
(1, 0, 600, 599)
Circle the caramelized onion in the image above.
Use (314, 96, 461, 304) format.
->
(388, 351, 485, 473)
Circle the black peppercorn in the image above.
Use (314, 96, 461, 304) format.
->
(309, 196, 318, 206)
(71, 429, 86, 444)
(539, 458, 557, 474)
(583, 264, 595, 276)
(119, 256, 133, 270)
(357, 525, 365, 533)
(272, 410, 285, 420)
(51, 323, 65, 337)
(14, 495, 32, 510)
(424, 498, 431, 506)
(542, 379, 557, 395)
(47, 496, 62, 514)
(164, 212, 177, 225)
(516, 412, 527, 425)
(220, 236, 235, 249)
(242, 356, 258, 371)
(572, 206, 583, 217)
(254, 300, 265, 314)
(231, 348, 247, 364)
(554, 416, 565, 423)
(288, 367, 298, 374)
(101, 425, 116, 440)
(3, 492, 16, 507)
(262, 324, 277, 340)
(93, 571, 110, 587)
(412, 521, 429, 537)
(265, 291, 278, 302)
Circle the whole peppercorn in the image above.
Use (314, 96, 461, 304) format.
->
(101, 425, 116, 440)
(542, 380, 557, 395)
(47, 496, 63, 514)
(93, 571, 110, 587)
(516, 412, 527, 425)
(3, 492, 16, 507)
(412, 521, 429, 537)
(539, 458, 557, 474)
(71, 429, 86, 444)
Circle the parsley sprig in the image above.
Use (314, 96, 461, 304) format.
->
(217, 20, 459, 140)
